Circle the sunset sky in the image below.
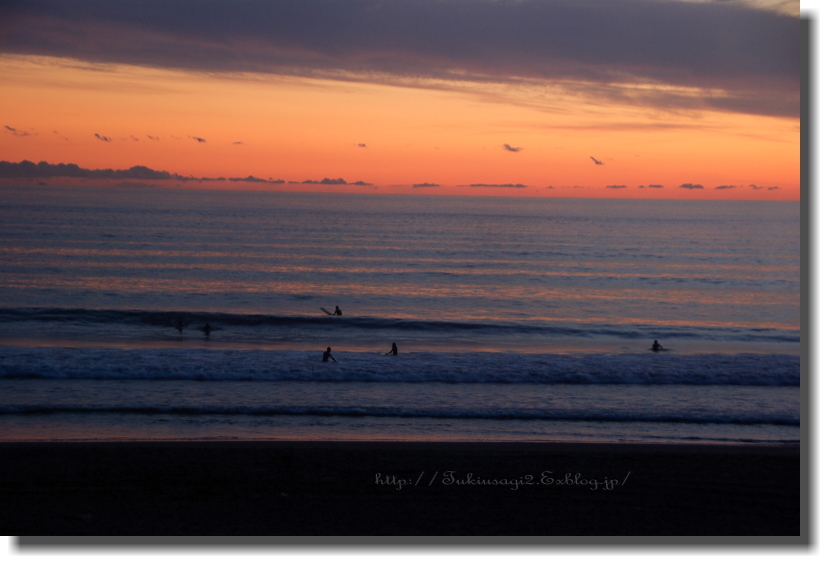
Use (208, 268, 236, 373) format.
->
(0, 0, 800, 199)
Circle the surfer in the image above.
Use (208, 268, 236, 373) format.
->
(322, 347, 337, 362)
(175, 318, 184, 334)
(651, 340, 664, 352)
(385, 342, 398, 356)
(202, 322, 211, 336)
(334, 306, 342, 316)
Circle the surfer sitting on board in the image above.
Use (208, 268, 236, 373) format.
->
(322, 347, 337, 362)
(334, 306, 342, 316)
(651, 340, 664, 352)
(385, 342, 398, 356)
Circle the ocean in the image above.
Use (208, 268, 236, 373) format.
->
(0, 185, 800, 444)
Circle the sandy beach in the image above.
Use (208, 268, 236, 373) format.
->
(0, 441, 800, 538)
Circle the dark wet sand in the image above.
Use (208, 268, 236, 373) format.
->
(0, 441, 800, 537)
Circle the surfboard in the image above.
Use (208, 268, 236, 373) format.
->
(321, 307, 333, 315)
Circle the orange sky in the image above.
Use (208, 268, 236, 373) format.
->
(0, 1, 800, 200)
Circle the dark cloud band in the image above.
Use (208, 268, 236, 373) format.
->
(0, 0, 799, 117)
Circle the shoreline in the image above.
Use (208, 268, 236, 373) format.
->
(1, 440, 801, 537)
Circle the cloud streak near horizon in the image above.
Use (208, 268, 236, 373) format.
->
(0, 0, 799, 118)
(0, 159, 373, 186)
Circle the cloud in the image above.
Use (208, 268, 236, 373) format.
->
(768, 186, 779, 190)
(232, 141, 244, 145)
(413, 182, 440, 188)
(466, 183, 527, 188)
(714, 184, 736, 190)
(590, 156, 604, 165)
(94, 133, 111, 142)
(648, 184, 663, 188)
(191, 136, 207, 143)
(503, 144, 522, 153)
(357, 143, 367, 148)
(0, 0, 799, 118)
(147, 135, 160, 140)
(4, 125, 33, 136)
(0, 159, 292, 184)
(1, 160, 171, 179)
(301, 177, 373, 186)
(228, 175, 284, 184)
(303, 177, 346, 185)
(606, 184, 627, 189)
(680, 183, 704, 189)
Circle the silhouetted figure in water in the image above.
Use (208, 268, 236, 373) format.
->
(651, 340, 664, 352)
(385, 342, 398, 356)
(334, 306, 342, 316)
(322, 347, 337, 362)
(175, 319, 184, 334)
(202, 322, 212, 337)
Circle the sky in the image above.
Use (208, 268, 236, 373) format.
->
(0, 0, 800, 199)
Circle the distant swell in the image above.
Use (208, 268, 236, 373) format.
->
(0, 307, 800, 342)
(0, 346, 800, 386)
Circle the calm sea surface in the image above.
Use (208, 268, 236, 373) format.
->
(0, 185, 799, 443)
